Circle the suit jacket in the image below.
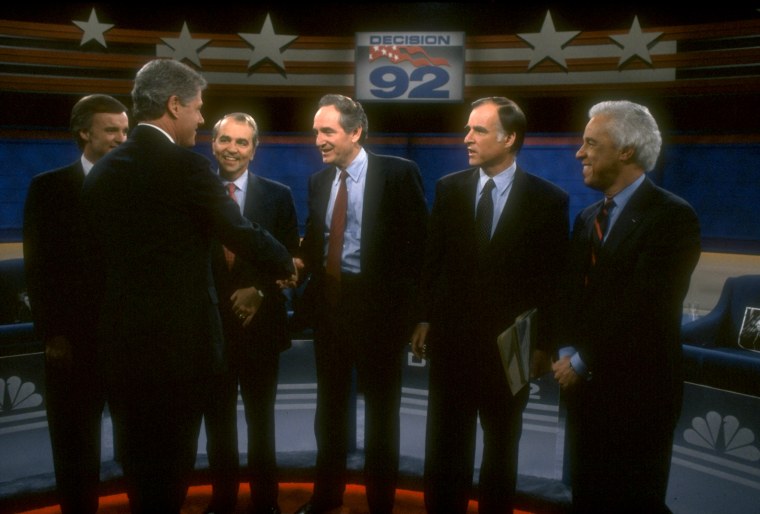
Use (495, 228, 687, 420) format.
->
(81, 125, 294, 386)
(298, 151, 428, 333)
(419, 166, 569, 360)
(23, 160, 99, 360)
(563, 177, 701, 425)
(211, 173, 300, 354)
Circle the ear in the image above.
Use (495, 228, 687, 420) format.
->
(78, 128, 90, 144)
(166, 95, 181, 119)
(350, 126, 362, 144)
(619, 146, 635, 162)
(503, 131, 516, 150)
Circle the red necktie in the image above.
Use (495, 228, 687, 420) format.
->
(223, 182, 238, 270)
(325, 170, 348, 305)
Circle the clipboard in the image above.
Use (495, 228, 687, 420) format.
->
(497, 308, 537, 395)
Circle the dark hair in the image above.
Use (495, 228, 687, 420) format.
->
(131, 58, 207, 122)
(212, 113, 260, 148)
(471, 96, 526, 153)
(70, 94, 128, 150)
(318, 94, 368, 143)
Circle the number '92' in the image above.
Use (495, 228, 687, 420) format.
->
(369, 65, 450, 99)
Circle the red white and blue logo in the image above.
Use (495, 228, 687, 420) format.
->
(356, 32, 464, 102)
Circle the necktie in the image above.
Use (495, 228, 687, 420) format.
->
(590, 198, 615, 267)
(475, 178, 496, 254)
(223, 182, 238, 270)
(325, 170, 348, 305)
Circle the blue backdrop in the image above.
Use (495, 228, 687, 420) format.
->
(2, 134, 758, 253)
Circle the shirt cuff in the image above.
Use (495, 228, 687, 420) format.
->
(569, 352, 591, 380)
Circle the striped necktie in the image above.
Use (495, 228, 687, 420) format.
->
(591, 198, 615, 267)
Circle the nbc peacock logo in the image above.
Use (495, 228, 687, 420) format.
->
(683, 411, 760, 461)
(0, 376, 43, 412)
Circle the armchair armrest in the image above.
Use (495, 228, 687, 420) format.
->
(681, 309, 725, 347)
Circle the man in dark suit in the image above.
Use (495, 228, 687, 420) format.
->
(411, 96, 569, 514)
(552, 100, 701, 513)
(294, 94, 428, 514)
(81, 59, 295, 514)
(202, 113, 300, 514)
(23, 93, 129, 514)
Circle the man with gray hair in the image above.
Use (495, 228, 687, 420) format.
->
(82, 59, 294, 514)
(553, 100, 701, 513)
(202, 112, 300, 514)
(295, 94, 428, 514)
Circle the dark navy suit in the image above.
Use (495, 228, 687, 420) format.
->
(298, 151, 428, 512)
(204, 172, 300, 511)
(24, 160, 104, 514)
(419, 166, 569, 513)
(561, 177, 700, 513)
(81, 125, 294, 514)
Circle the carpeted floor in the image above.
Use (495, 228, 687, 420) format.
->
(17, 483, 535, 514)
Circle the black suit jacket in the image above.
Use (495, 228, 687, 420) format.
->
(23, 160, 98, 359)
(81, 125, 294, 386)
(211, 172, 300, 353)
(298, 151, 428, 333)
(419, 166, 569, 359)
(563, 177, 701, 422)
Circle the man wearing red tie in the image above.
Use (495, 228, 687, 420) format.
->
(295, 94, 428, 514)
(202, 113, 300, 514)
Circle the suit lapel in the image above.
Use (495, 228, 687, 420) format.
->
(489, 167, 527, 248)
(70, 160, 86, 188)
(244, 173, 267, 221)
(362, 152, 385, 253)
(602, 178, 654, 257)
(315, 167, 335, 224)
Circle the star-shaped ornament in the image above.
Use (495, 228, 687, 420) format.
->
(72, 8, 114, 47)
(238, 13, 298, 73)
(517, 10, 580, 71)
(610, 16, 663, 67)
(161, 22, 211, 67)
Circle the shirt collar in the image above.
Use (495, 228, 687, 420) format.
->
(338, 147, 368, 183)
(479, 160, 517, 195)
(80, 154, 94, 176)
(138, 122, 174, 143)
(219, 170, 249, 194)
(608, 173, 645, 211)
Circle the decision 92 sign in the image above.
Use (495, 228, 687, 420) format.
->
(355, 32, 464, 103)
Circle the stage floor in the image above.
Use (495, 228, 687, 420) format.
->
(2, 246, 760, 512)
(2, 337, 760, 513)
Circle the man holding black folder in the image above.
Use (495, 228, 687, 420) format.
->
(411, 96, 569, 513)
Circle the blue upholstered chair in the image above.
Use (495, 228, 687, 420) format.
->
(0, 258, 29, 325)
(681, 275, 760, 397)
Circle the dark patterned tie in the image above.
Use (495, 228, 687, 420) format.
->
(223, 182, 238, 270)
(591, 198, 615, 267)
(325, 169, 348, 305)
(475, 178, 496, 254)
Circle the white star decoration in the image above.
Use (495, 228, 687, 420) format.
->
(517, 10, 580, 71)
(72, 8, 114, 47)
(161, 22, 210, 67)
(238, 14, 298, 73)
(610, 16, 663, 66)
